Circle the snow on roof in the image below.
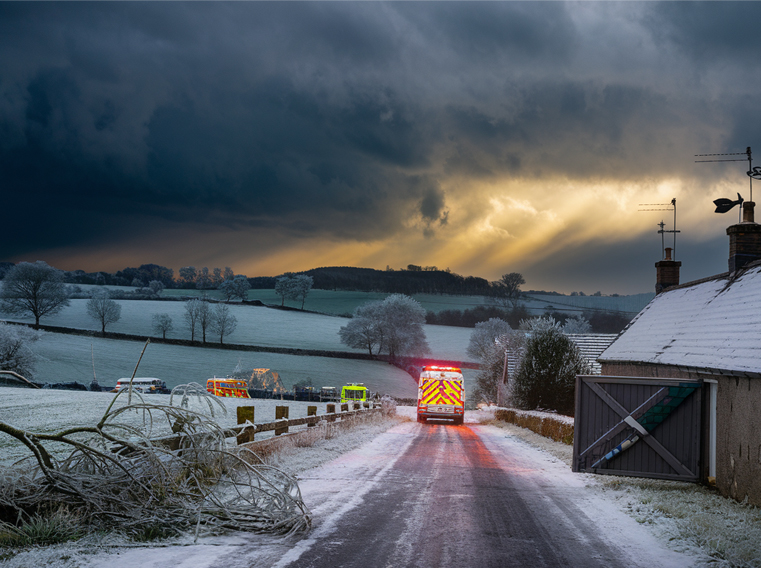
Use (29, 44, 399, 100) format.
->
(599, 263, 761, 375)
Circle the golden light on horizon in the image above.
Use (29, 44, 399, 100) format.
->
(14, 172, 748, 294)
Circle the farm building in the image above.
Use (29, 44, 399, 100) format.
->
(595, 201, 761, 505)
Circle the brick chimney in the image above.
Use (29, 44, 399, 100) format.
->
(727, 201, 761, 273)
(655, 247, 680, 295)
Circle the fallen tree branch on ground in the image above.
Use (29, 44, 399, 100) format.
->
(0, 383, 311, 541)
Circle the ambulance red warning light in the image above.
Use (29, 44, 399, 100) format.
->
(416, 365, 465, 425)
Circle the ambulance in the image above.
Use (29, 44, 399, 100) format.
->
(416, 366, 465, 425)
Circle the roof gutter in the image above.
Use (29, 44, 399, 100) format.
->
(598, 359, 761, 380)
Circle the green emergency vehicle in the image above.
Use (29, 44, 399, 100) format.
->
(341, 383, 367, 404)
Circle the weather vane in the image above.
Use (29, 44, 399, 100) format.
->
(639, 198, 679, 260)
(696, 147, 754, 221)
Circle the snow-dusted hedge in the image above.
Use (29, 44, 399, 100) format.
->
(494, 408, 574, 445)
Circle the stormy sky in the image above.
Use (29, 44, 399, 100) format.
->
(3, 2, 761, 294)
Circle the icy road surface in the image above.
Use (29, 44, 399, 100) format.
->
(84, 419, 694, 568)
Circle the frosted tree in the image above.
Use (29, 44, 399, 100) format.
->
(0, 322, 40, 379)
(152, 313, 174, 339)
(148, 280, 164, 296)
(466, 318, 512, 361)
(378, 294, 430, 360)
(210, 303, 237, 344)
(220, 275, 250, 302)
(339, 294, 429, 360)
(562, 315, 592, 334)
(471, 331, 526, 405)
(339, 302, 385, 357)
(292, 275, 313, 309)
(184, 299, 203, 341)
(472, 341, 507, 404)
(519, 315, 561, 333)
(274, 273, 298, 306)
(219, 279, 236, 301)
(0, 261, 70, 328)
(86, 290, 122, 335)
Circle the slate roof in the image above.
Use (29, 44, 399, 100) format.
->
(567, 334, 618, 374)
(598, 261, 761, 376)
(503, 333, 617, 377)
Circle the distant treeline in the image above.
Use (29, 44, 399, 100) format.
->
(5, 263, 497, 297)
(298, 266, 492, 295)
(426, 305, 631, 334)
(426, 305, 530, 328)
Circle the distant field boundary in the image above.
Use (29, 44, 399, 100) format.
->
(4, 320, 480, 370)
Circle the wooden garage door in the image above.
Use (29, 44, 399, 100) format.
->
(572, 376, 702, 482)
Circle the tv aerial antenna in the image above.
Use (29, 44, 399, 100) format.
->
(695, 147, 754, 221)
(639, 198, 679, 260)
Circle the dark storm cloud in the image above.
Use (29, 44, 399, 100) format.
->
(646, 2, 761, 61)
(2, 1, 761, 272)
(0, 2, 442, 256)
(643, 2, 761, 157)
(395, 2, 577, 62)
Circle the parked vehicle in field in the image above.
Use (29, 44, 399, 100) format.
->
(320, 386, 338, 402)
(341, 383, 367, 404)
(206, 377, 250, 398)
(416, 366, 465, 425)
(113, 377, 170, 394)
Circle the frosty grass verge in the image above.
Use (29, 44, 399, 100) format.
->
(0, 384, 314, 544)
(474, 406, 761, 568)
(0, 397, 407, 567)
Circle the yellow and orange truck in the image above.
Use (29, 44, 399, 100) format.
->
(206, 377, 250, 398)
(416, 365, 465, 425)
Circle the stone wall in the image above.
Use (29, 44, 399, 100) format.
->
(715, 375, 761, 505)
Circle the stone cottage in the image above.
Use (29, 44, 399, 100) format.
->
(598, 201, 761, 505)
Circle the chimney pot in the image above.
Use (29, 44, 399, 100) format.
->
(727, 202, 761, 272)
(743, 201, 755, 223)
(655, 252, 681, 295)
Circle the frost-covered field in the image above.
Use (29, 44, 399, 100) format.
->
(3, 300, 473, 362)
(70, 285, 493, 316)
(27, 332, 480, 403)
(65, 284, 652, 316)
(524, 292, 654, 315)
(0, 386, 370, 467)
(28, 333, 419, 397)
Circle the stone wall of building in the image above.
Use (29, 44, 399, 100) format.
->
(715, 375, 761, 506)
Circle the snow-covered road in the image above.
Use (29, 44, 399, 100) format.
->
(73, 419, 695, 568)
